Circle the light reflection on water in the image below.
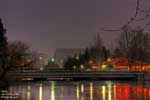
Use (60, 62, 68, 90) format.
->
(8, 81, 150, 100)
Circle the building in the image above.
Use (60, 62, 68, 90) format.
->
(54, 48, 84, 68)
(34, 52, 49, 70)
(25, 52, 49, 70)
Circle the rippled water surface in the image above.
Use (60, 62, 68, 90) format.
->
(7, 81, 150, 100)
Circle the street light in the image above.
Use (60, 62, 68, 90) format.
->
(76, 55, 79, 60)
(89, 60, 93, 64)
(51, 58, 55, 62)
(80, 64, 84, 69)
(107, 58, 111, 62)
(73, 65, 76, 69)
(40, 67, 43, 71)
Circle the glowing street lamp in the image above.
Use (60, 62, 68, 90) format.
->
(89, 60, 93, 64)
(80, 64, 84, 69)
(107, 58, 111, 62)
(73, 65, 76, 69)
(101, 64, 107, 70)
(51, 58, 55, 62)
(40, 67, 43, 71)
(76, 55, 79, 60)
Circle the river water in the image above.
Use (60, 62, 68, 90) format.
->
(6, 80, 150, 100)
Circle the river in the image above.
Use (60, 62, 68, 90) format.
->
(4, 80, 150, 100)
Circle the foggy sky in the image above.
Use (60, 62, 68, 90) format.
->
(0, 0, 150, 56)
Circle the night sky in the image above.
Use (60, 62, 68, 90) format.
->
(0, 0, 150, 56)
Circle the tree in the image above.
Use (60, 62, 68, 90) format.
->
(0, 40, 36, 80)
(90, 33, 110, 62)
(0, 18, 9, 80)
(0, 18, 36, 80)
(8, 41, 36, 70)
(115, 27, 150, 64)
(64, 57, 74, 70)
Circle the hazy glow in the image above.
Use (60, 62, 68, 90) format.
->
(90, 83, 93, 100)
(76, 55, 79, 60)
(73, 65, 77, 69)
(39, 84, 43, 100)
(89, 60, 93, 64)
(80, 65, 84, 69)
(102, 64, 107, 70)
(39, 56, 43, 60)
(108, 58, 111, 61)
(40, 67, 43, 71)
(51, 58, 55, 62)
(51, 81, 55, 100)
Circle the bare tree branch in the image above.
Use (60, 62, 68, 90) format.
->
(101, 0, 150, 32)
(143, 22, 150, 29)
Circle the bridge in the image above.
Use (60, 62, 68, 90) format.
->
(7, 70, 146, 81)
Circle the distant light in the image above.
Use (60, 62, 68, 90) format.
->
(76, 55, 79, 60)
(27, 59, 31, 62)
(73, 65, 76, 69)
(142, 67, 145, 71)
(92, 65, 97, 69)
(40, 67, 43, 71)
(51, 58, 55, 62)
(80, 64, 84, 69)
(39, 56, 43, 60)
(60, 60, 63, 63)
(102, 64, 107, 69)
(107, 58, 111, 62)
(89, 60, 93, 64)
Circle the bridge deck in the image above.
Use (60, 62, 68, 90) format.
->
(7, 71, 146, 80)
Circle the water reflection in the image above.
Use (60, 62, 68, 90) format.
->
(27, 85, 30, 100)
(51, 81, 55, 100)
(8, 81, 150, 100)
(39, 84, 42, 100)
(90, 83, 93, 100)
(102, 85, 106, 100)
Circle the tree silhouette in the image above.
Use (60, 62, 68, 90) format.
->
(114, 27, 150, 70)
(0, 19, 36, 81)
(0, 18, 9, 80)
